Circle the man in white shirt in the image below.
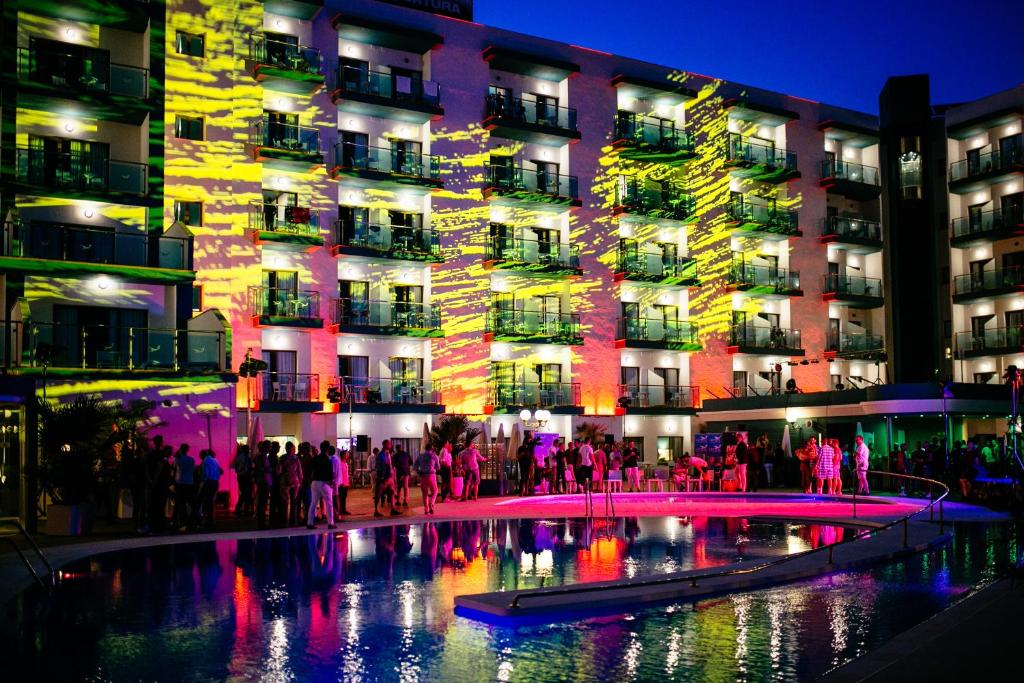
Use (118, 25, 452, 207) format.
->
(577, 439, 594, 491)
(854, 435, 870, 495)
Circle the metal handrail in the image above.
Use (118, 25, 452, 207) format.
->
(507, 470, 950, 609)
(0, 516, 55, 590)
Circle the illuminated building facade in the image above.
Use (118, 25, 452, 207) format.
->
(1, 0, 1020, 489)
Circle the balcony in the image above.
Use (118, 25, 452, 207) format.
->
(616, 384, 698, 413)
(949, 145, 1024, 193)
(819, 159, 881, 200)
(250, 119, 323, 169)
(819, 216, 883, 253)
(724, 133, 799, 183)
(329, 376, 444, 413)
(483, 94, 580, 145)
(950, 207, 1024, 248)
(1, 220, 193, 285)
(3, 321, 225, 375)
(725, 197, 801, 238)
(822, 274, 884, 308)
(485, 229, 580, 277)
(952, 267, 1024, 303)
(248, 203, 322, 250)
(486, 381, 582, 414)
(485, 310, 582, 345)
(248, 287, 323, 328)
(955, 327, 1024, 359)
(333, 218, 442, 263)
(249, 35, 324, 94)
(826, 333, 885, 357)
(484, 164, 580, 207)
(331, 299, 443, 338)
(330, 142, 441, 189)
(613, 112, 695, 166)
(728, 261, 802, 296)
(15, 147, 148, 198)
(332, 66, 443, 122)
(615, 250, 698, 287)
(614, 178, 696, 222)
(729, 325, 804, 356)
(254, 372, 320, 412)
(615, 318, 701, 351)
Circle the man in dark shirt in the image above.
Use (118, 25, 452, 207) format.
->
(306, 443, 335, 530)
(623, 442, 640, 491)
(393, 445, 413, 507)
(735, 433, 750, 492)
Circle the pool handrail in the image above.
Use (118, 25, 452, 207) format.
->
(0, 516, 55, 590)
(508, 470, 949, 610)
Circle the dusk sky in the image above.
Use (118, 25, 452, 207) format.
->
(474, 0, 1024, 114)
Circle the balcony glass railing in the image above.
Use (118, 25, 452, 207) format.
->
(955, 327, 1024, 354)
(335, 218, 440, 259)
(614, 112, 693, 152)
(822, 216, 882, 242)
(730, 324, 802, 350)
(249, 203, 320, 237)
(615, 178, 695, 220)
(820, 159, 880, 186)
(17, 46, 149, 98)
(826, 333, 884, 353)
(333, 299, 441, 331)
(616, 318, 699, 345)
(8, 321, 223, 371)
(486, 163, 579, 201)
(729, 261, 801, 291)
(953, 267, 1024, 295)
(485, 94, 577, 130)
(332, 376, 441, 405)
(248, 287, 321, 320)
(2, 221, 189, 270)
(616, 384, 697, 409)
(488, 381, 581, 408)
(823, 274, 883, 298)
(252, 119, 320, 155)
(487, 229, 579, 270)
(726, 133, 797, 171)
(16, 147, 147, 195)
(333, 142, 440, 181)
(258, 372, 319, 403)
(336, 66, 441, 107)
(950, 145, 1023, 182)
(726, 197, 799, 232)
(249, 35, 321, 75)
(617, 251, 697, 280)
(487, 309, 581, 342)
(952, 207, 1024, 238)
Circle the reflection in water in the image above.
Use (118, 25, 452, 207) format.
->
(0, 519, 1016, 681)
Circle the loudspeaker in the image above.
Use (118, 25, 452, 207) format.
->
(356, 434, 369, 452)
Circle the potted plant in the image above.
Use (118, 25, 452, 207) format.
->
(450, 456, 465, 500)
(429, 415, 481, 500)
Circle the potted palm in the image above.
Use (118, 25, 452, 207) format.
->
(430, 415, 481, 501)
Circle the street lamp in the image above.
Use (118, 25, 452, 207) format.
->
(519, 409, 551, 428)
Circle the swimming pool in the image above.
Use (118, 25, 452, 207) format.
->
(0, 517, 1014, 681)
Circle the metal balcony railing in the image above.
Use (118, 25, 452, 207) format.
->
(331, 376, 441, 405)
(726, 196, 799, 231)
(616, 318, 699, 345)
(333, 299, 441, 331)
(487, 228, 579, 270)
(336, 65, 441, 107)
(726, 133, 797, 171)
(252, 118, 320, 155)
(17, 46, 149, 98)
(616, 250, 697, 281)
(488, 381, 581, 408)
(730, 324, 802, 350)
(614, 112, 693, 153)
(15, 147, 147, 195)
(249, 35, 321, 74)
(248, 287, 321, 320)
(248, 203, 320, 237)
(334, 218, 441, 259)
(332, 142, 440, 181)
(257, 372, 319, 402)
(486, 163, 579, 201)
(951, 207, 1024, 238)
(485, 93, 577, 130)
(615, 177, 695, 220)
(953, 267, 1024, 296)
(728, 261, 801, 291)
(487, 309, 581, 342)
(2, 220, 189, 270)
(824, 274, 882, 297)
(950, 145, 1023, 182)
(616, 384, 698, 409)
(821, 159, 880, 186)
(955, 327, 1024, 355)
(826, 333, 884, 353)
(822, 216, 882, 242)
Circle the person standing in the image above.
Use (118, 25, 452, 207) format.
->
(763, 440, 776, 488)
(278, 442, 303, 526)
(149, 445, 173, 533)
(172, 444, 196, 531)
(129, 442, 150, 534)
(813, 438, 834, 495)
(577, 438, 594, 493)
(198, 449, 223, 529)
(438, 441, 453, 502)
(553, 441, 567, 494)
(623, 441, 641, 492)
(298, 441, 314, 522)
(253, 441, 273, 530)
(232, 444, 253, 517)
(267, 441, 282, 525)
(592, 443, 607, 492)
(854, 435, 870, 495)
(306, 445, 336, 530)
(335, 449, 351, 516)
(374, 440, 399, 517)
(829, 438, 843, 495)
(461, 440, 487, 501)
(393, 444, 412, 507)
(415, 446, 440, 515)
(517, 443, 535, 496)
(734, 433, 750, 493)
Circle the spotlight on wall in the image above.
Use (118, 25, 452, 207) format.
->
(82, 208, 95, 219)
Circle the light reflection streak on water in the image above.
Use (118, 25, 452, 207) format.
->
(665, 626, 682, 673)
(398, 580, 420, 682)
(767, 594, 784, 676)
(826, 589, 849, 664)
(267, 618, 290, 681)
(624, 631, 643, 681)
(341, 583, 364, 681)
(733, 593, 751, 676)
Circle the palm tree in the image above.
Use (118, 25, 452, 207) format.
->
(429, 415, 482, 453)
(575, 421, 607, 444)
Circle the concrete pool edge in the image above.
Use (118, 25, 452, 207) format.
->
(453, 517, 953, 624)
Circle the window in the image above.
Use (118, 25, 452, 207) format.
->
(173, 200, 202, 226)
(175, 31, 204, 58)
(192, 285, 203, 312)
(175, 115, 204, 141)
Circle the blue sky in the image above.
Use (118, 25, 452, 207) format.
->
(474, 0, 1024, 113)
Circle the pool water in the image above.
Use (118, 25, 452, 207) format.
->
(0, 517, 1015, 682)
